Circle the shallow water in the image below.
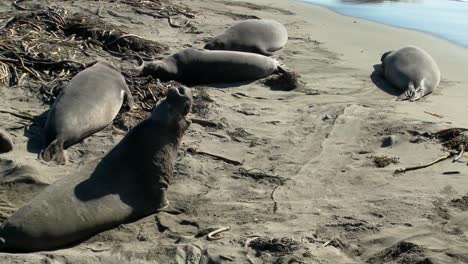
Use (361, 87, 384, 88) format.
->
(302, 0, 468, 47)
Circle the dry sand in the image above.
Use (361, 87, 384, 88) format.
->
(1, 0, 468, 263)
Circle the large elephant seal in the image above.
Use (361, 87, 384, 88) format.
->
(0, 86, 192, 252)
(204, 19, 288, 56)
(142, 48, 282, 85)
(380, 46, 441, 101)
(0, 128, 13, 153)
(42, 61, 134, 165)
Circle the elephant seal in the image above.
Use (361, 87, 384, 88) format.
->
(204, 19, 288, 56)
(0, 86, 192, 252)
(142, 48, 283, 85)
(42, 61, 134, 165)
(0, 128, 13, 153)
(380, 46, 441, 101)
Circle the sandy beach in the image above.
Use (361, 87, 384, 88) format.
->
(1, 0, 468, 263)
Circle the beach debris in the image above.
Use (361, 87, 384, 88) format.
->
(122, 0, 195, 28)
(234, 167, 288, 185)
(113, 78, 182, 131)
(0, 109, 35, 121)
(186, 147, 243, 165)
(262, 68, 303, 91)
(247, 237, 301, 255)
(424, 111, 444, 118)
(395, 128, 468, 173)
(191, 88, 214, 119)
(366, 241, 430, 264)
(449, 194, 468, 211)
(0, 7, 86, 90)
(190, 118, 222, 128)
(395, 154, 452, 174)
(64, 13, 167, 59)
(206, 226, 231, 241)
(370, 156, 399, 168)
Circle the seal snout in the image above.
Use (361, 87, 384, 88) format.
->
(166, 86, 193, 116)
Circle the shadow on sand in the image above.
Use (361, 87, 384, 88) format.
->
(25, 110, 49, 154)
(370, 64, 401, 96)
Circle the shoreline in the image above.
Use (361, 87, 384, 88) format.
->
(297, 0, 468, 49)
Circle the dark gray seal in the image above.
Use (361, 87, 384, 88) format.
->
(142, 48, 282, 85)
(204, 19, 288, 56)
(381, 46, 441, 101)
(0, 128, 13, 153)
(42, 61, 134, 165)
(0, 86, 192, 252)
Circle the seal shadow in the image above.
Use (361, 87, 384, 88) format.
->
(25, 110, 49, 154)
(194, 80, 256, 89)
(371, 64, 401, 96)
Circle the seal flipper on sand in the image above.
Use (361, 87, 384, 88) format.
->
(409, 80, 429, 102)
(41, 138, 66, 165)
(396, 80, 428, 102)
(396, 82, 416, 101)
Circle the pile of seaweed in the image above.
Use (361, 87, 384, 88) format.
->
(0, 0, 187, 98)
(114, 77, 183, 131)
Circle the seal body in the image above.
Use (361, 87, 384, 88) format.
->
(0, 87, 192, 252)
(0, 128, 13, 153)
(42, 61, 134, 165)
(381, 46, 441, 101)
(204, 19, 288, 56)
(142, 48, 279, 84)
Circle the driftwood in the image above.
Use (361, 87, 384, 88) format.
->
(187, 147, 242, 165)
(207, 226, 231, 241)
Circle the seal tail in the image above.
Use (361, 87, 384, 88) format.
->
(41, 138, 67, 165)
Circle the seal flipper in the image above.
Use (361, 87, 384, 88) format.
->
(409, 79, 427, 102)
(41, 138, 67, 165)
(396, 82, 416, 101)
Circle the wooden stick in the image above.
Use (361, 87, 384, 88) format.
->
(190, 118, 220, 128)
(394, 154, 453, 174)
(187, 148, 242, 165)
(207, 226, 231, 241)
(453, 145, 465, 162)
(0, 109, 35, 121)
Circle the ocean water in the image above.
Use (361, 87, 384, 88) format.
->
(302, 0, 468, 47)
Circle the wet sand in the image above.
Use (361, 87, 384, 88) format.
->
(0, 0, 468, 263)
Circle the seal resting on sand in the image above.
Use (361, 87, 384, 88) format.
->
(204, 19, 288, 56)
(0, 86, 192, 252)
(141, 48, 284, 85)
(42, 61, 134, 165)
(380, 46, 441, 101)
(0, 128, 13, 153)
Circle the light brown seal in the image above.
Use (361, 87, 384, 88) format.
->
(204, 19, 288, 56)
(42, 61, 134, 165)
(381, 46, 441, 101)
(0, 86, 192, 252)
